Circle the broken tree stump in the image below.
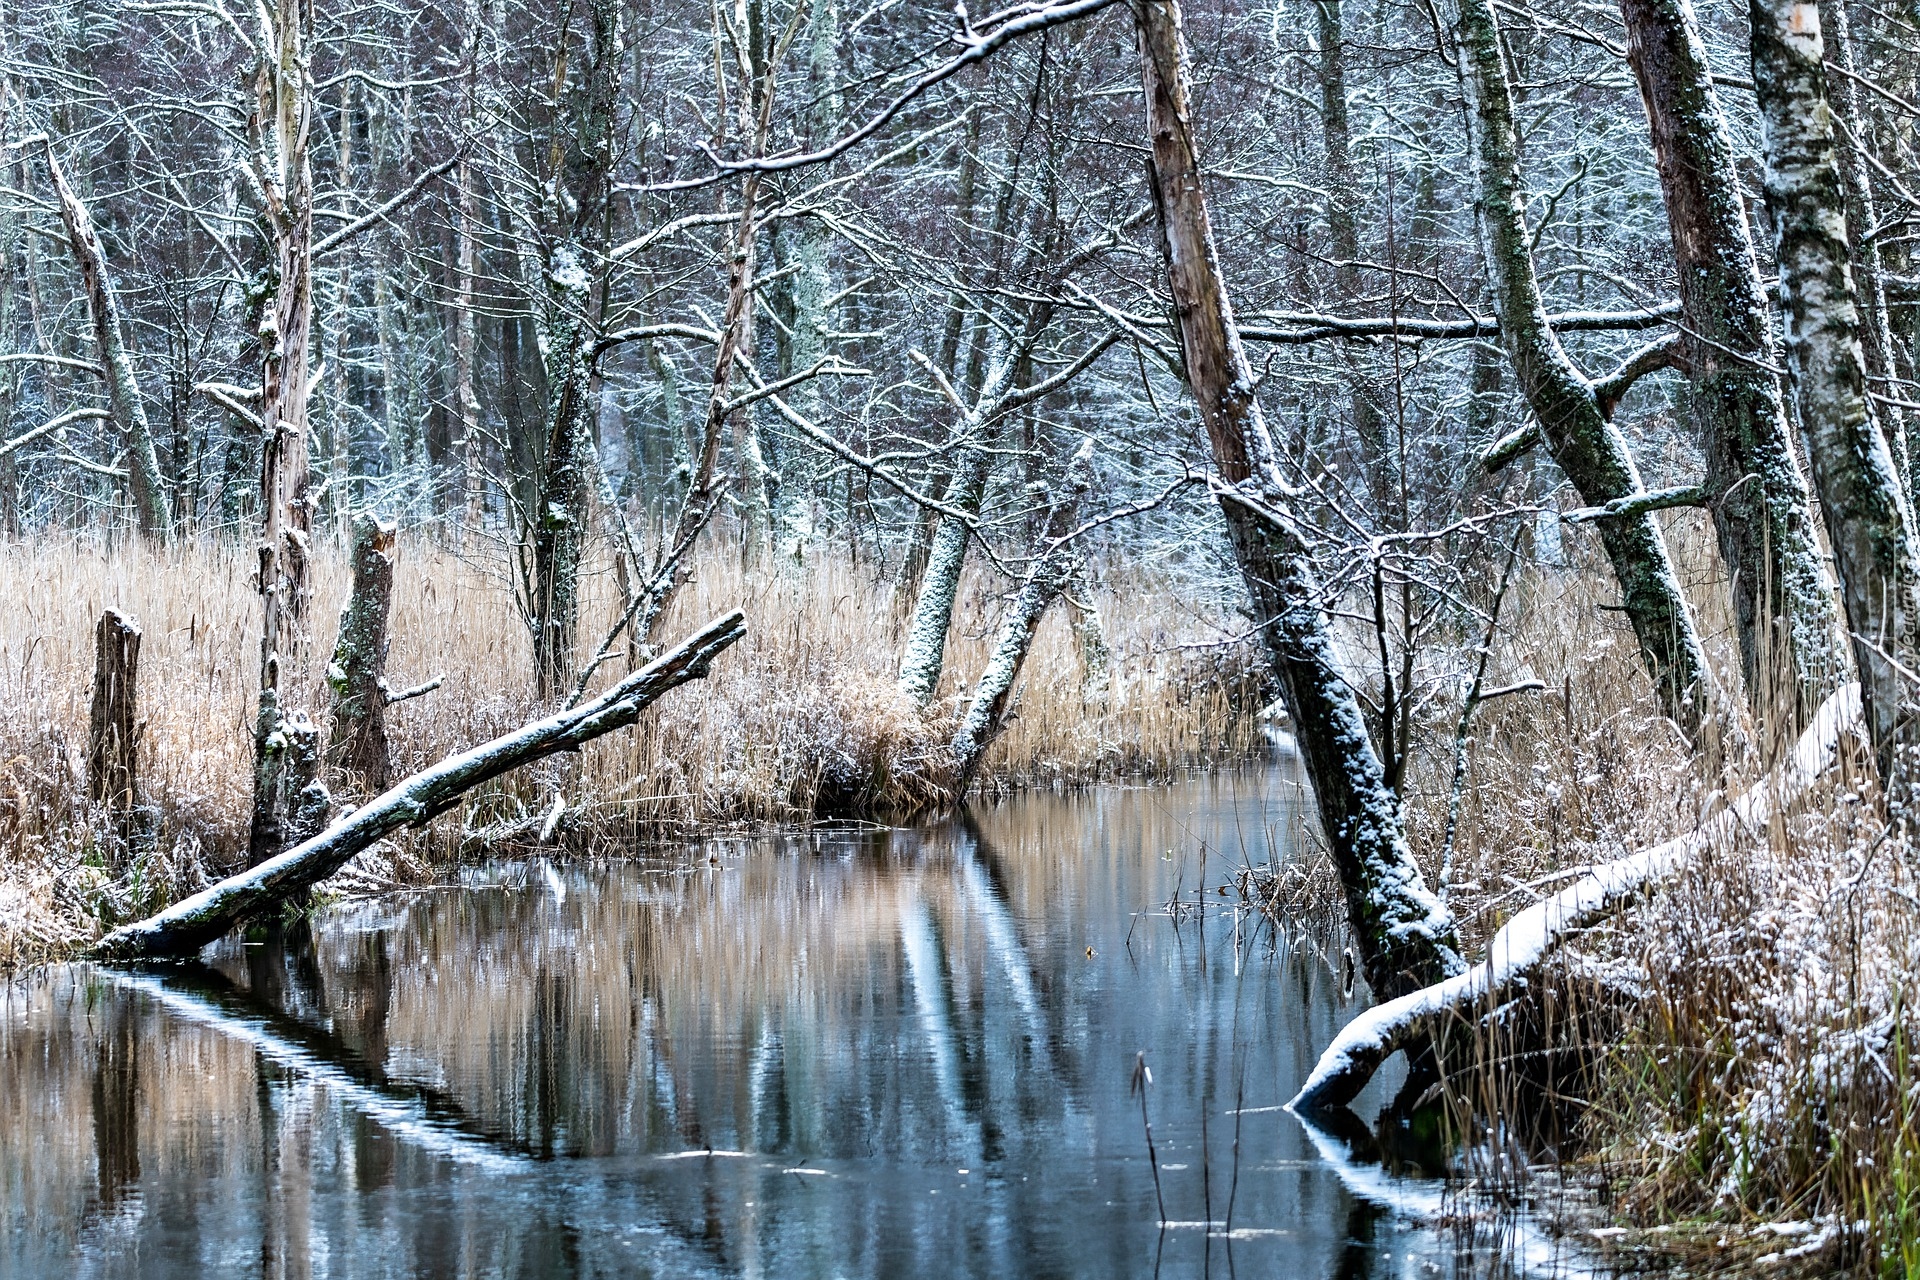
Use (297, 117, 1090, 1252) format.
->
(87, 609, 142, 848)
(92, 609, 746, 960)
(327, 513, 398, 789)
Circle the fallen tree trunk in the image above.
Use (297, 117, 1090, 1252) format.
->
(93, 610, 746, 960)
(1289, 681, 1863, 1112)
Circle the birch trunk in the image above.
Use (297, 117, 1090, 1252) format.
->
(38, 143, 171, 542)
(1821, 0, 1908, 482)
(1456, 0, 1713, 730)
(1315, 0, 1395, 510)
(1618, 0, 1848, 706)
(897, 451, 989, 707)
(1137, 0, 1462, 1001)
(951, 444, 1094, 788)
(1750, 0, 1920, 783)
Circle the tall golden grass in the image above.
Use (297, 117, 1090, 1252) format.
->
(0, 529, 1264, 966)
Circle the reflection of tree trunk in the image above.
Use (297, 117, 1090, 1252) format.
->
(1137, 0, 1461, 1002)
(91, 998, 141, 1209)
(1750, 0, 1920, 783)
(1618, 0, 1847, 708)
(1456, 0, 1712, 730)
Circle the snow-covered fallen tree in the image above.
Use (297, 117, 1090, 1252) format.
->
(1289, 682, 1865, 1112)
(93, 610, 746, 960)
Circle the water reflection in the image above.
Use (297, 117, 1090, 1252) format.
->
(1, 766, 1585, 1277)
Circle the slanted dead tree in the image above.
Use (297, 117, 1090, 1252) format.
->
(1136, 0, 1463, 1002)
(952, 442, 1096, 789)
(93, 610, 746, 960)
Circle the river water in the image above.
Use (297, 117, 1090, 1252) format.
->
(0, 765, 1590, 1277)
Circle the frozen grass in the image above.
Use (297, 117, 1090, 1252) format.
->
(0, 529, 1263, 966)
(1339, 520, 1920, 1276)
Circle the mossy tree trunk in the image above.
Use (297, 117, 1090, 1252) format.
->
(1618, 0, 1848, 709)
(1456, 0, 1714, 731)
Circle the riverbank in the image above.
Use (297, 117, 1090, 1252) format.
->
(1264, 541, 1920, 1277)
(0, 532, 1266, 968)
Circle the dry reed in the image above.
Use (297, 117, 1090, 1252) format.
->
(0, 528, 1263, 967)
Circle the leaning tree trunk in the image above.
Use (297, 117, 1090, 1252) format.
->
(38, 143, 170, 542)
(1618, 0, 1848, 709)
(1456, 0, 1714, 731)
(951, 444, 1095, 789)
(1137, 0, 1462, 1003)
(1750, 0, 1920, 786)
(248, 0, 320, 867)
(898, 449, 990, 707)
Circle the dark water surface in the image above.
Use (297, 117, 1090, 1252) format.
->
(2, 766, 1585, 1278)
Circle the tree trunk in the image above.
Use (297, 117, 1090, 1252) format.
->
(1456, 0, 1713, 731)
(327, 512, 397, 790)
(1618, 0, 1848, 708)
(1137, 0, 1462, 1002)
(951, 444, 1094, 789)
(248, 0, 319, 867)
(88, 609, 141, 860)
(897, 451, 990, 707)
(1315, 0, 1395, 511)
(529, 0, 620, 697)
(1750, 0, 1920, 784)
(93, 611, 746, 960)
(1822, 0, 1908, 486)
(38, 143, 171, 542)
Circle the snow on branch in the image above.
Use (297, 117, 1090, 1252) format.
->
(1289, 681, 1864, 1113)
(93, 610, 747, 960)
(700, 0, 1121, 177)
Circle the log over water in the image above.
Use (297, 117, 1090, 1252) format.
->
(93, 610, 746, 960)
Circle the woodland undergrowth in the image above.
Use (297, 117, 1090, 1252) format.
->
(0, 528, 1264, 967)
(1268, 519, 1920, 1277)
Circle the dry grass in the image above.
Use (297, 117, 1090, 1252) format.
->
(0, 528, 1263, 967)
(1351, 518, 1920, 1276)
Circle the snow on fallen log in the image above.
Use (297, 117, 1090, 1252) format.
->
(1289, 682, 1863, 1113)
(93, 610, 747, 961)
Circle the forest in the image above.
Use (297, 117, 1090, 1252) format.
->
(3, 0, 1919, 1270)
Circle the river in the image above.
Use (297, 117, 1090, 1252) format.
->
(0, 763, 1592, 1277)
